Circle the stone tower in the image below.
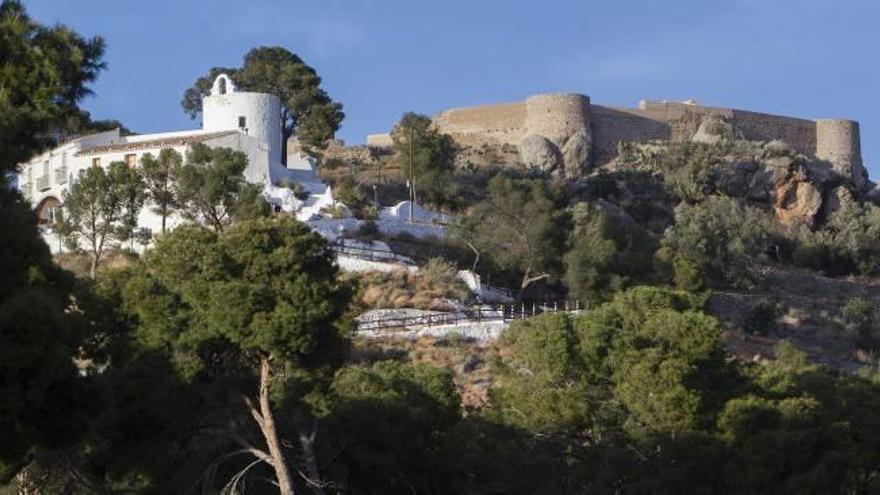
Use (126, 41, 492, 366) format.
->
(202, 74, 284, 166)
(815, 119, 867, 189)
(519, 93, 593, 178)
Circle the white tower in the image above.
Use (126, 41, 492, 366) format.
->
(202, 74, 283, 166)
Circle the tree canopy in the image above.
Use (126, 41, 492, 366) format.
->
(465, 174, 569, 299)
(0, 0, 105, 171)
(181, 46, 344, 154)
(56, 161, 145, 278)
(123, 217, 352, 493)
(0, 1, 104, 480)
(139, 148, 181, 234)
(174, 142, 269, 232)
(391, 112, 457, 209)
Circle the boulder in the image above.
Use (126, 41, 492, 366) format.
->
(749, 162, 789, 203)
(716, 160, 790, 204)
(560, 129, 592, 178)
(692, 115, 735, 144)
(519, 134, 562, 173)
(716, 160, 758, 198)
(762, 139, 793, 157)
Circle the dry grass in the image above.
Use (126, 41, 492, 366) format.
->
(54, 249, 138, 278)
(357, 258, 470, 311)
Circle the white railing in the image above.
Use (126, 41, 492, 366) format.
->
(36, 175, 49, 191)
(55, 166, 68, 184)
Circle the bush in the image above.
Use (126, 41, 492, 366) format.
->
(278, 177, 309, 200)
(420, 258, 461, 289)
(563, 201, 657, 302)
(743, 300, 780, 336)
(320, 203, 352, 219)
(357, 220, 379, 238)
(672, 254, 704, 292)
(659, 196, 779, 289)
(844, 297, 877, 346)
(794, 202, 880, 277)
(333, 175, 365, 207)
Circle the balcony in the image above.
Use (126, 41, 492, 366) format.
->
(36, 175, 49, 191)
(55, 166, 68, 184)
(19, 182, 30, 200)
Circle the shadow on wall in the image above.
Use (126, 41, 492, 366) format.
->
(590, 106, 671, 164)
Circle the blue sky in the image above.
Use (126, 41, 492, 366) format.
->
(25, 0, 880, 179)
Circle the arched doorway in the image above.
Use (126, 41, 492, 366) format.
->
(36, 196, 61, 227)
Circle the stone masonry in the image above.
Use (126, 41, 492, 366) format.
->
(369, 94, 867, 186)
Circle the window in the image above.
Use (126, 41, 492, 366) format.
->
(92, 157, 101, 167)
(238, 116, 247, 129)
(219, 77, 227, 95)
(42, 160, 49, 177)
(62, 152, 67, 167)
(125, 153, 137, 168)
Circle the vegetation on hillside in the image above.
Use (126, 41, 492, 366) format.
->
(5, 1, 880, 492)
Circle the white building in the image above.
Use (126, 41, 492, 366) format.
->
(16, 74, 332, 251)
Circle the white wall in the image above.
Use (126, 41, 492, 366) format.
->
(203, 132, 272, 184)
(203, 91, 283, 167)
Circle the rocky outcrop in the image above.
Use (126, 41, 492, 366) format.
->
(561, 129, 592, 179)
(773, 168, 824, 227)
(692, 115, 735, 144)
(519, 134, 563, 173)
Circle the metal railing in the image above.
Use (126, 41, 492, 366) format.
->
(36, 175, 49, 191)
(330, 240, 420, 265)
(357, 301, 587, 333)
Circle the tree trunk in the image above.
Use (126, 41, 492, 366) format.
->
(254, 358, 295, 495)
(161, 212, 166, 235)
(516, 270, 550, 305)
(89, 252, 99, 280)
(294, 413, 326, 495)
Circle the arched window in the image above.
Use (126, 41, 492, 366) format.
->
(218, 77, 227, 95)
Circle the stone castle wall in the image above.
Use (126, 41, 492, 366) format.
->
(428, 95, 858, 173)
(524, 93, 590, 146)
(731, 109, 816, 155)
(433, 101, 526, 147)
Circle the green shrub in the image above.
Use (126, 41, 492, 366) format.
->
(844, 297, 877, 346)
(744, 300, 780, 336)
(357, 220, 379, 238)
(659, 196, 779, 289)
(563, 201, 657, 302)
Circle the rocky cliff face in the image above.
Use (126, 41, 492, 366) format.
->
(610, 128, 872, 229)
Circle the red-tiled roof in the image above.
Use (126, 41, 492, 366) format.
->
(74, 130, 239, 156)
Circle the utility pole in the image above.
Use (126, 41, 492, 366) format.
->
(408, 123, 415, 224)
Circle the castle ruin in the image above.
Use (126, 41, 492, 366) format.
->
(368, 93, 868, 189)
